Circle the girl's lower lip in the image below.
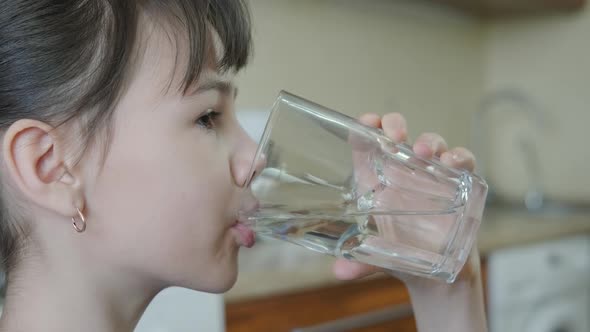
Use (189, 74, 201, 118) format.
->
(231, 222, 256, 248)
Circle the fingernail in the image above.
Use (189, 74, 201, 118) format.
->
(452, 152, 465, 163)
(428, 140, 437, 151)
(393, 121, 405, 131)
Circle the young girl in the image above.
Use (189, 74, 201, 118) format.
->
(0, 1, 487, 331)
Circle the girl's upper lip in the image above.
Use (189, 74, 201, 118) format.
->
(234, 213, 253, 226)
(233, 193, 259, 226)
(237, 198, 259, 216)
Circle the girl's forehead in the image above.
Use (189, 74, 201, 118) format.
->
(132, 20, 231, 97)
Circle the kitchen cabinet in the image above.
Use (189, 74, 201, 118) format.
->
(427, 0, 586, 17)
(226, 261, 488, 332)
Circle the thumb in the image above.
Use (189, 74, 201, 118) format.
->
(333, 258, 381, 280)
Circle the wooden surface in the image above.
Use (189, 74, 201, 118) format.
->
(428, 0, 586, 17)
(226, 276, 414, 332)
(226, 262, 488, 332)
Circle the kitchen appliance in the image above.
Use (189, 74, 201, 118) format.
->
(488, 234, 590, 332)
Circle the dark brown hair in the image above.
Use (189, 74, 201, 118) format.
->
(0, 0, 252, 274)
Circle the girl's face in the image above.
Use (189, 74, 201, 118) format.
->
(80, 26, 259, 293)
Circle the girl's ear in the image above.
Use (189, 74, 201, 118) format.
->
(2, 119, 84, 218)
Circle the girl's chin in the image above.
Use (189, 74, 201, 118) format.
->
(186, 266, 239, 294)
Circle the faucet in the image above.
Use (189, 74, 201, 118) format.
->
(471, 88, 546, 211)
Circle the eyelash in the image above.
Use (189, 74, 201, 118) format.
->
(196, 109, 222, 131)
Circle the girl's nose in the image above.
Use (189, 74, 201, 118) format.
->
(231, 127, 266, 188)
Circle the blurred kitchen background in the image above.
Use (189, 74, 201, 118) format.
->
(226, 1, 590, 331)
(10, 0, 587, 331)
(136, 1, 590, 332)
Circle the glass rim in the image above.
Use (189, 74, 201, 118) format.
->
(243, 90, 289, 189)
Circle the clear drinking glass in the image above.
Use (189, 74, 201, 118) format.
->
(239, 91, 488, 283)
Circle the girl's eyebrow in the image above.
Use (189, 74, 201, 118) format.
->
(192, 78, 237, 99)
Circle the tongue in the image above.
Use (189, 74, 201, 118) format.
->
(234, 223, 255, 248)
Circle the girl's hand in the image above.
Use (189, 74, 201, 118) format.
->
(333, 112, 478, 285)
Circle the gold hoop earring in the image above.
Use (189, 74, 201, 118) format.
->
(72, 208, 86, 233)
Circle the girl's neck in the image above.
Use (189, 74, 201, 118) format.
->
(0, 255, 161, 332)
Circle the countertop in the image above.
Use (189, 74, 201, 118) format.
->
(225, 206, 590, 302)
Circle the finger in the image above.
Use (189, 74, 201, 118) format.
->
(333, 258, 381, 280)
(358, 113, 382, 128)
(440, 147, 476, 172)
(413, 132, 448, 159)
(351, 113, 381, 150)
(381, 113, 407, 143)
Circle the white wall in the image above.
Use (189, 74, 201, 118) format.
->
(483, 9, 590, 202)
(236, 0, 486, 148)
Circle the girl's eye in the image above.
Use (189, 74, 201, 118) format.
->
(196, 109, 222, 131)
